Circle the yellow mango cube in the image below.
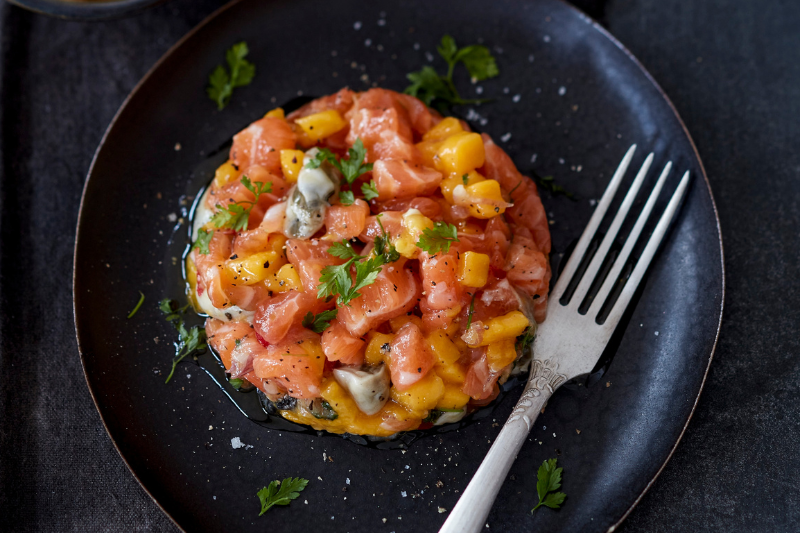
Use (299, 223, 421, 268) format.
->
(462, 179, 508, 219)
(365, 332, 395, 365)
(390, 372, 445, 414)
(213, 160, 241, 188)
(471, 310, 530, 347)
(226, 251, 280, 285)
(440, 170, 485, 203)
(422, 117, 464, 141)
(487, 338, 518, 371)
(269, 263, 302, 292)
(280, 149, 305, 183)
(434, 132, 485, 175)
(395, 211, 434, 259)
(264, 107, 285, 119)
(415, 138, 443, 169)
(457, 251, 491, 288)
(295, 110, 347, 142)
(437, 385, 471, 410)
(426, 331, 462, 365)
(435, 362, 467, 385)
(389, 314, 424, 333)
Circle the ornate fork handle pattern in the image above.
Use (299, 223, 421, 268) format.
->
(507, 359, 568, 429)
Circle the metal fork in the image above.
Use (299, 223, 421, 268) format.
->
(439, 145, 691, 533)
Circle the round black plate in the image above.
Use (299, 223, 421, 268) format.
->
(73, 0, 724, 531)
(8, 0, 164, 20)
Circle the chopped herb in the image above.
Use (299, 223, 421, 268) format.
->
(374, 214, 401, 264)
(159, 298, 207, 384)
(207, 42, 256, 110)
(405, 35, 498, 112)
(417, 221, 459, 254)
(210, 175, 272, 231)
(532, 458, 567, 513)
(327, 240, 364, 260)
(257, 477, 309, 516)
(339, 190, 355, 206)
(535, 174, 576, 200)
(361, 180, 380, 201)
(462, 173, 470, 186)
(466, 292, 476, 329)
(193, 228, 214, 255)
(516, 326, 535, 354)
(229, 378, 245, 390)
(306, 138, 373, 184)
(302, 309, 338, 333)
(317, 255, 384, 307)
(127, 291, 145, 319)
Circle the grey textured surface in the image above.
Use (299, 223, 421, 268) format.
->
(0, 0, 797, 531)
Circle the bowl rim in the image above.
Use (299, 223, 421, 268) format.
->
(7, 0, 167, 21)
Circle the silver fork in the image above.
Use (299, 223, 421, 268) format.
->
(439, 145, 691, 533)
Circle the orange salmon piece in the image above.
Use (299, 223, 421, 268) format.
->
(230, 117, 297, 175)
(372, 160, 442, 201)
(386, 322, 436, 391)
(321, 319, 365, 365)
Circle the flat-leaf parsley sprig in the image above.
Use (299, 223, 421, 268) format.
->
(306, 138, 373, 185)
(208, 176, 272, 234)
(207, 42, 256, 110)
(405, 34, 499, 111)
(416, 221, 459, 254)
(257, 477, 309, 516)
(532, 458, 567, 513)
(159, 298, 207, 384)
(302, 309, 339, 333)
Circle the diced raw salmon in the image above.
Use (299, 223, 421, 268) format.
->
(372, 197, 442, 219)
(230, 117, 297, 174)
(324, 199, 370, 241)
(254, 290, 329, 345)
(359, 211, 404, 242)
(252, 327, 325, 398)
(506, 179, 551, 254)
(386, 322, 436, 391)
(461, 347, 502, 400)
(285, 239, 343, 292)
(287, 88, 356, 120)
(504, 234, 549, 301)
(321, 319, 365, 365)
(372, 160, 443, 201)
(419, 251, 461, 310)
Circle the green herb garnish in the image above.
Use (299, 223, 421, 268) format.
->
(535, 175, 575, 200)
(405, 35, 498, 111)
(210, 176, 272, 231)
(159, 298, 207, 384)
(339, 190, 355, 206)
(516, 326, 535, 354)
(257, 477, 309, 516)
(317, 256, 383, 307)
(374, 214, 401, 264)
(417, 221, 459, 254)
(532, 458, 567, 513)
(466, 292, 476, 329)
(127, 291, 145, 319)
(327, 240, 364, 260)
(192, 228, 214, 255)
(306, 138, 373, 185)
(302, 309, 338, 333)
(361, 180, 379, 201)
(462, 173, 470, 186)
(229, 378, 245, 390)
(207, 42, 256, 110)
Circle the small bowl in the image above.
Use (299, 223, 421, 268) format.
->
(7, 0, 166, 20)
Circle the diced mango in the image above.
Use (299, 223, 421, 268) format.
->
(280, 149, 305, 183)
(389, 314, 424, 333)
(426, 331, 462, 365)
(291, 122, 317, 149)
(487, 338, 518, 372)
(440, 170, 485, 203)
(295, 110, 347, 142)
(390, 372, 445, 414)
(365, 332, 395, 366)
(266, 233, 288, 257)
(471, 310, 530, 347)
(268, 263, 302, 292)
(264, 107, 285, 119)
(226, 251, 281, 285)
(437, 385, 471, 410)
(461, 179, 508, 219)
(395, 211, 434, 259)
(185, 255, 199, 311)
(213, 160, 241, 188)
(422, 117, 464, 142)
(415, 138, 443, 169)
(433, 132, 485, 176)
(457, 251, 491, 288)
(435, 362, 467, 385)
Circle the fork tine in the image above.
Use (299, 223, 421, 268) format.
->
(587, 162, 673, 319)
(551, 144, 637, 300)
(603, 170, 691, 327)
(567, 152, 654, 310)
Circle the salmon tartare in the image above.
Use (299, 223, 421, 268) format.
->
(186, 87, 551, 437)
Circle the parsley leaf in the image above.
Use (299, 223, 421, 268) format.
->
(257, 477, 309, 516)
(532, 458, 567, 513)
(339, 190, 355, 206)
(361, 180, 379, 201)
(229, 378, 245, 390)
(159, 298, 207, 384)
(207, 42, 256, 110)
(193, 228, 214, 255)
(462, 173, 470, 186)
(127, 291, 145, 319)
(302, 309, 338, 333)
(306, 138, 373, 185)
(535, 174, 576, 200)
(328, 240, 363, 260)
(466, 292, 476, 329)
(417, 221, 459, 254)
(210, 176, 272, 232)
(405, 35, 498, 111)
(516, 326, 536, 354)
(241, 175, 272, 197)
(374, 214, 401, 263)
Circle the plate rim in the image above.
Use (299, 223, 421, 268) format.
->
(71, 0, 725, 530)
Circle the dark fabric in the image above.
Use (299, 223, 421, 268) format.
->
(0, 0, 797, 531)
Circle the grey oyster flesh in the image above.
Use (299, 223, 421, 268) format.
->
(332, 364, 391, 416)
(283, 148, 340, 239)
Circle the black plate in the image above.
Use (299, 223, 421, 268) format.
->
(8, 0, 164, 20)
(73, 0, 724, 531)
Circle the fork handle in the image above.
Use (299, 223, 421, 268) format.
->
(439, 382, 553, 533)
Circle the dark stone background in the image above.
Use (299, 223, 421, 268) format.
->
(0, 0, 797, 531)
